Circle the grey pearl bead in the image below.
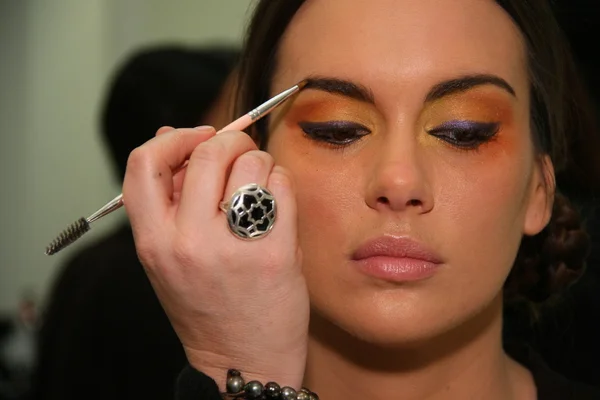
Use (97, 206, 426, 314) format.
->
(297, 391, 310, 400)
(244, 381, 264, 399)
(264, 382, 282, 398)
(281, 386, 298, 400)
(226, 375, 244, 394)
(309, 393, 320, 400)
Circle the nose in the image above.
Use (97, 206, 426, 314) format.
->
(365, 140, 434, 214)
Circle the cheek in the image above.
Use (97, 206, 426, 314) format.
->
(441, 137, 531, 227)
(431, 126, 535, 276)
(267, 130, 360, 260)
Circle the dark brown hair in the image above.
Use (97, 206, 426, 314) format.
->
(235, 0, 599, 306)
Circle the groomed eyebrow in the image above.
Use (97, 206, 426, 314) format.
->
(303, 77, 375, 104)
(425, 74, 516, 102)
(301, 74, 516, 104)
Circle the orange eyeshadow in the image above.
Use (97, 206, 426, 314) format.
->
(422, 88, 515, 129)
(271, 91, 376, 131)
(416, 88, 524, 158)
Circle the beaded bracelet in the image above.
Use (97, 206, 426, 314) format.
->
(221, 369, 319, 400)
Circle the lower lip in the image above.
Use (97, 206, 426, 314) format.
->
(354, 256, 440, 282)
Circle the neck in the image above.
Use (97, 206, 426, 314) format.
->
(304, 295, 535, 400)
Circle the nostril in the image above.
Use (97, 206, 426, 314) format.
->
(408, 199, 421, 207)
(377, 196, 390, 205)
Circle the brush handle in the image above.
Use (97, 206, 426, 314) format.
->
(60, 83, 304, 236)
(45, 83, 304, 255)
(84, 84, 303, 226)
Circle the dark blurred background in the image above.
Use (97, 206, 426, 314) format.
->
(0, 1, 252, 399)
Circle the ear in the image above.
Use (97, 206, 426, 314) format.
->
(523, 154, 555, 236)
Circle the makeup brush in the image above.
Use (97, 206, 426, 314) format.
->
(45, 81, 306, 256)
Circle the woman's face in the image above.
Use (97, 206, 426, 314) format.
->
(267, 0, 552, 345)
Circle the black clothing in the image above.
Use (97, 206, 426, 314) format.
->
(174, 344, 600, 400)
(31, 224, 186, 400)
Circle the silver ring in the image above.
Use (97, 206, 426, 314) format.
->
(219, 183, 276, 240)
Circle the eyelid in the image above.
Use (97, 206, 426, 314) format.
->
(425, 119, 500, 151)
(298, 120, 371, 149)
(427, 120, 499, 134)
(298, 120, 371, 132)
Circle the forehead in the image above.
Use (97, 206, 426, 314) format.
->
(274, 0, 528, 100)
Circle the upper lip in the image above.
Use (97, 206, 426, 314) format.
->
(352, 235, 443, 263)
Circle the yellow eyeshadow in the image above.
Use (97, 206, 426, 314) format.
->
(421, 88, 515, 130)
(282, 92, 377, 127)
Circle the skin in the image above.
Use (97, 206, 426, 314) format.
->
(123, 0, 555, 399)
(266, 0, 553, 398)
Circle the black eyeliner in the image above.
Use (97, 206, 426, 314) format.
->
(298, 120, 370, 132)
(427, 120, 499, 134)
(298, 120, 371, 147)
(426, 120, 500, 149)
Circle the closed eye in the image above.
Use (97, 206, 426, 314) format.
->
(426, 120, 500, 149)
(299, 121, 371, 148)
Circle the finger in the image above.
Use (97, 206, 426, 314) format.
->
(155, 127, 218, 202)
(157, 126, 213, 137)
(156, 126, 175, 136)
(160, 127, 216, 197)
(264, 166, 298, 248)
(123, 126, 216, 234)
(176, 130, 258, 230)
(171, 168, 187, 203)
(223, 150, 275, 201)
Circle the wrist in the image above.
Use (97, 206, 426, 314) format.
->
(222, 369, 318, 400)
(190, 365, 305, 392)
(186, 351, 305, 391)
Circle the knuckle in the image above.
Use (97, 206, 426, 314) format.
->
(126, 146, 150, 172)
(213, 248, 236, 271)
(190, 140, 226, 164)
(171, 235, 200, 267)
(134, 236, 159, 268)
(236, 151, 268, 172)
(255, 249, 289, 279)
(240, 131, 260, 150)
(255, 150, 275, 165)
(270, 166, 294, 190)
(155, 125, 175, 136)
(170, 127, 184, 141)
(261, 249, 284, 271)
(224, 130, 258, 147)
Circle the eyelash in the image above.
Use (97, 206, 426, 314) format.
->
(298, 120, 500, 151)
(299, 121, 371, 149)
(426, 121, 500, 150)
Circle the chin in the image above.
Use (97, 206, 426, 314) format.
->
(310, 289, 502, 350)
(345, 311, 458, 348)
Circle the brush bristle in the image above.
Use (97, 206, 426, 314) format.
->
(296, 79, 308, 90)
(45, 217, 90, 255)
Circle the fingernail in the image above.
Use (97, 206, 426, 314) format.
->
(194, 125, 215, 133)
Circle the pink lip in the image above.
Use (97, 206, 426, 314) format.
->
(352, 236, 443, 282)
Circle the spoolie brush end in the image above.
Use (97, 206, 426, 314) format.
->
(45, 217, 90, 256)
